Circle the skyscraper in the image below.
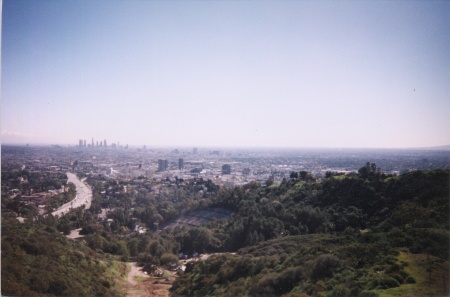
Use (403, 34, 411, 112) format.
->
(104, 139, 107, 147)
(158, 159, 169, 171)
(179, 158, 184, 170)
(222, 164, 231, 175)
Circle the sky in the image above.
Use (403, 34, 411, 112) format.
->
(2, 0, 450, 148)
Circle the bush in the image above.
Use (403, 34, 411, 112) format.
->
(311, 254, 340, 280)
(359, 291, 379, 297)
(328, 284, 350, 297)
(160, 253, 179, 266)
(370, 275, 399, 289)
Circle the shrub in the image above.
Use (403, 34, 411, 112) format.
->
(311, 254, 340, 280)
(328, 284, 350, 297)
(358, 291, 379, 297)
(370, 275, 399, 289)
(160, 253, 179, 266)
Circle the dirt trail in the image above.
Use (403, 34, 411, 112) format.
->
(127, 262, 146, 285)
(123, 262, 172, 297)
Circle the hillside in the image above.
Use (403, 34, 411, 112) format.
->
(1, 217, 127, 296)
(171, 169, 450, 296)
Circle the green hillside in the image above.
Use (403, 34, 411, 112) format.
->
(171, 169, 450, 296)
(1, 217, 127, 296)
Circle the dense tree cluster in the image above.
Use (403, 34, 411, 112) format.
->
(171, 168, 449, 296)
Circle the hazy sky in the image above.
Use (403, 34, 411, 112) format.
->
(2, 1, 450, 148)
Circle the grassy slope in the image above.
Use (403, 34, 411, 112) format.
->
(376, 251, 449, 297)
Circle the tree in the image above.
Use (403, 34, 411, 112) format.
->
(299, 171, 308, 181)
(160, 253, 179, 266)
(358, 162, 377, 178)
(290, 172, 299, 179)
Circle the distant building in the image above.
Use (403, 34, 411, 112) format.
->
(79, 139, 83, 147)
(83, 140, 86, 147)
(193, 147, 198, 154)
(91, 137, 94, 146)
(158, 159, 169, 171)
(222, 164, 231, 175)
(104, 139, 107, 147)
(179, 158, 184, 170)
(243, 168, 251, 175)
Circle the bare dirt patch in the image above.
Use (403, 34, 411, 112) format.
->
(121, 262, 174, 297)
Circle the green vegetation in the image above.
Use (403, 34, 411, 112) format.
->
(2, 165, 449, 296)
(171, 168, 449, 296)
(375, 251, 449, 297)
(1, 217, 126, 296)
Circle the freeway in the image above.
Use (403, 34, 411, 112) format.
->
(52, 172, 92, 217)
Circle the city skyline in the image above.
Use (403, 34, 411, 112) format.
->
(2, 1, 450, 149)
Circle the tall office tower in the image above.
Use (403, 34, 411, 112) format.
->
(91, 137, 94, 146)
(100, 141, 103, 147)
(84, 140, 87, 147)
(178, 158, 184, 170)
(158, 159, 169, 171)
(96, 141, 99, 147)
(104, 139, 107, 147)
(193, 147, 198, 154)
(79, 139, 83, 147)
(222, 164, 231, 175)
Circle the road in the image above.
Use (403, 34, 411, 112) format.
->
(52, 172, 92, 217)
